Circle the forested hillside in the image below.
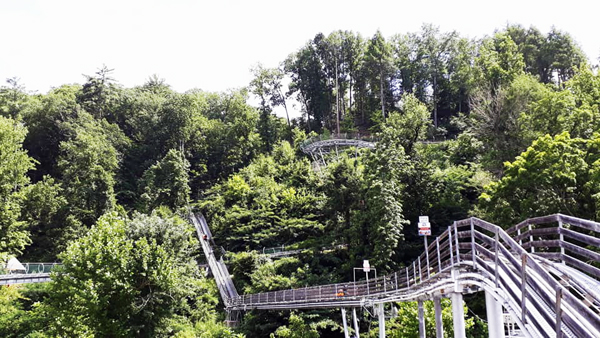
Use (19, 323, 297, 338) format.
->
(0, 24, 599, 337)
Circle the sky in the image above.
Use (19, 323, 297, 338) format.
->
(1, 0, 599, 116)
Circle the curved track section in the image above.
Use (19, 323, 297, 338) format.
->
(222, 214, 600, 338)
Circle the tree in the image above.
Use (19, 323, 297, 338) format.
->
(43, 211, 203, 337)
(475, 33, 525, 90)
(285, 41, 330, 132)
(250, 64, 289, 151)
(77, 65, 122, 121)
(139, 148, 191, 212)
(58, 112, 127, 226)
(364, 31, 394, 121)
(479, 132, 600, 225)
(0, 116, 36, 256)
(469, 74, 545, 172)
(20, 176, 68, 261)
(394, 94, 431, 155)
(0, 77, 29, 120)
(418, 24, 459, 127)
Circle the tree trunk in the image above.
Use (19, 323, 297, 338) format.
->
(335, 57, 340, 135)
(380, 68, 385, 120)
(433, 74, 438, 127)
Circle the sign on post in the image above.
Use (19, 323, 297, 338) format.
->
(418, 216, 431, 236)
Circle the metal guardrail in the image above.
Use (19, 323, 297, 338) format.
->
(299, 133, 379, 151)
(227, 214, 600, 338)
(0, 262, 60, 275)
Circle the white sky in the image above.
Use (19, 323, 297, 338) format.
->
(1, 0, 599, 117)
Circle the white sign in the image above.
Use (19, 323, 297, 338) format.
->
(418, 216, 431, 236)
(363, 260, 371, 272)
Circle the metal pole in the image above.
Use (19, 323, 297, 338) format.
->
(406, 267, 410, 288)
(556, 286, 563, 338)
(448, 225, 454, 266)
(454, 221, 461, 263)
(436, 237, 441, 273)
(424, 235, 430, 278)
(451, 293, 466, 338)
(352, 308, 360, 338)
(470, 218, 476, 270)
(366, 272, 370, 295)
(434, 297, 444, 338)
(342, 308, 350, 338)
(558, 219, 565, 264)
(418, 300, 426, 338)
(413, 262, 417, 285)
(485, 290, 504, 338)
(418, 256, 422, 283)
(494, 229, 499, 288)
(378, 303, 385, 338)
(528, 223, 534, 253)
(521, 254, 528, 324)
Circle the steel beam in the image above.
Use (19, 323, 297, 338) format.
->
(352, 308, 360, 338)
(418, 300, 426, 338)
(342, 308, 350, 338)
(434, 297, 444, 338)
(485, 291, 504, 338)
(451, 293, 466, 338)
(378, 303, 385, 338)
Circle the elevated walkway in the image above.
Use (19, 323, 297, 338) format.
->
(223, 214, 600, 338)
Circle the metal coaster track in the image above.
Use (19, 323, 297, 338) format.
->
(214, 214, 600, 338)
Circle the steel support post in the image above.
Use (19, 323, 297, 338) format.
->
(558, 219, 565, 264)
(424, 235, 430, 279)
(433, 297, 444, 338)
(485, 291, 504, 338)
(341, 308, 350, 338)
(451, 293, 466, 338)
(352, 308, 360, 338)
(378, 303, 385, 338)
(418, 300, 426, 338)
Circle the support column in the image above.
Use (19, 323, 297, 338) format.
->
(418, 300, 426, 338)
(352, 308, 360, 338)
(485, 291, 504, 338)
(434, 297, 444, 338)
(341, 308, 350, 338)
(451, 293, 466, 338)
(378, 303, 385, 338)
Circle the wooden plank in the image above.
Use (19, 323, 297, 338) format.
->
(561, 241, 600, 262)
(526, 214, 560, 226)
(562, 254, 600, 278)
(507, 218, 529, 235)
(560, 228, 600, 247)
(559, 215, 600, 233)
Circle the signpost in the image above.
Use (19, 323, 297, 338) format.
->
(418, 216, 431, 236)
(418, 216, 431, 278)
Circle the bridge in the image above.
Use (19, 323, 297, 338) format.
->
(4, 213, 599, 337)
(189, 213, 600, 338)
(299, 133, 376, 170)
(0, 262, 59, 285)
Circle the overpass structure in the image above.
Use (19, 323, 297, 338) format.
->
(4, 213, 600, 338)
(0, 263, 59, 285)
(193, 213, 600, 338)
(299, 133, 376, 171)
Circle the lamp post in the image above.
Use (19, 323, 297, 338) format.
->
(353, 260, 377, 296)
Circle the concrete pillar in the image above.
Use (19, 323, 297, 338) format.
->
(485, 291, 504, 338)
(451, 293, 466, 338)
(434, 297, 444, 338)
(341, 308, 350, 338)
(418, 300, 426, 338)
(378, 303, 385, 338)
(352, 308, 360, 338)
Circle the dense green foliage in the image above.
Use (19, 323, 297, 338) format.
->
(0, 23, 598, 337)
